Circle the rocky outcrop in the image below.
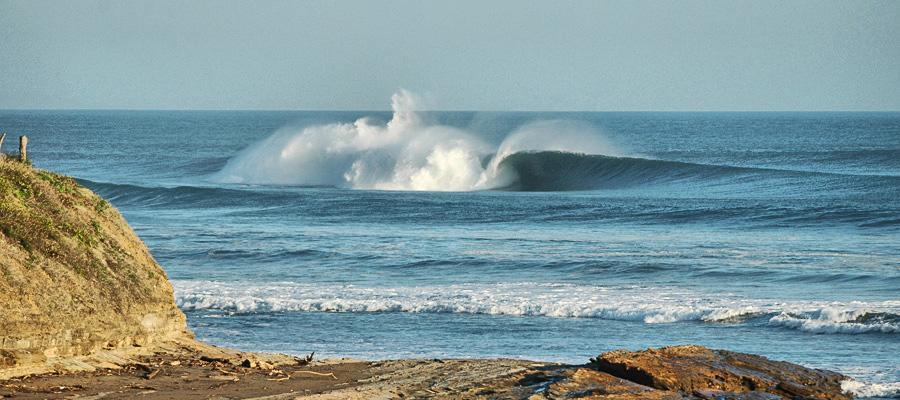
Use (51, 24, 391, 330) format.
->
(591, 345, 850, 400)
(0, 158, 191, 378)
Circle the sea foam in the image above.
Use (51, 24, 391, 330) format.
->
(841, 379, 900, 398)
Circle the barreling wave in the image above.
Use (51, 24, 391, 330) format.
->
(492, 151, 900, 192)
(174, 280, 900, 334)
(495, 151, 764, 191)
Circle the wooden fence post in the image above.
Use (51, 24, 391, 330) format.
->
(19, 135, 28, 163)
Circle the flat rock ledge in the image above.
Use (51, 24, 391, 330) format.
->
(0, 345, 854, 399)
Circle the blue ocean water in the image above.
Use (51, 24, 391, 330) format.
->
(2, 108, 898, 397)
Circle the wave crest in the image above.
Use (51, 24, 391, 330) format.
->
(769, 310, 900, 334)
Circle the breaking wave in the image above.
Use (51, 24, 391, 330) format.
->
(174, 280, 900, 334)
(769, 310, 900, 334)
(213, 89, 623, 191)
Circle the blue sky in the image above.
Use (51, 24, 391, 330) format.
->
(1, 0, 898, 111)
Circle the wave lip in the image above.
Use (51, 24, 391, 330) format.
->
(173, 281, 899, 334)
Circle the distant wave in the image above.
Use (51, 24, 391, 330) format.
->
(173, 281, 900, 334)
(210, 90, 900, 194)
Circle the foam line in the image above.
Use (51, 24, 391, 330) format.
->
(173, 280, 899, 334)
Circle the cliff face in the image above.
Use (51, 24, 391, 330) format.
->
(0, 157, 190, 375)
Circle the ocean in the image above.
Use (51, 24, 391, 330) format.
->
(2, 106, 898, 397)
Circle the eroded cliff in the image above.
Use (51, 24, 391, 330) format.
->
(0, 157, 190, 377)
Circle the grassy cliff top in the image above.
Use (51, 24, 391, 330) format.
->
(1, 157, 117, 277)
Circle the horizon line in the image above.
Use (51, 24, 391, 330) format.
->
(1, 108, 899, 113)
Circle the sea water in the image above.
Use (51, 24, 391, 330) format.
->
(2, 101, 898, 397)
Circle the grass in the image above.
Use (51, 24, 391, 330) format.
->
(0, 156, 113, 278)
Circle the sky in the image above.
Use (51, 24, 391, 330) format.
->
(1, 0, 898, 111)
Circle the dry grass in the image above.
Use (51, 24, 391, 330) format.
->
(0, 157, 139, 283)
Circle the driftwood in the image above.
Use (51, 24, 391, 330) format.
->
(0, 133, 6, 155)
(145, 368, 161, 380)
(290, 370, 338, 379)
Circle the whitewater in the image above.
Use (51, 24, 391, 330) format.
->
(174, 280, 900, 334)
(4, 97, 898, 398)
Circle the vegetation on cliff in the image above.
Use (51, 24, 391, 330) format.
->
(0, 156, 189, 374)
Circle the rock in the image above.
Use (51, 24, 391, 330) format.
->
(257, 360, 274, 370)
(591, 345, 850, 400)
(239, 356, 275, 370)
(540, 368, 682, 399)
(199, 355, 230, 364)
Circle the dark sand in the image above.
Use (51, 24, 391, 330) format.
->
(0, 346, 556, 399)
